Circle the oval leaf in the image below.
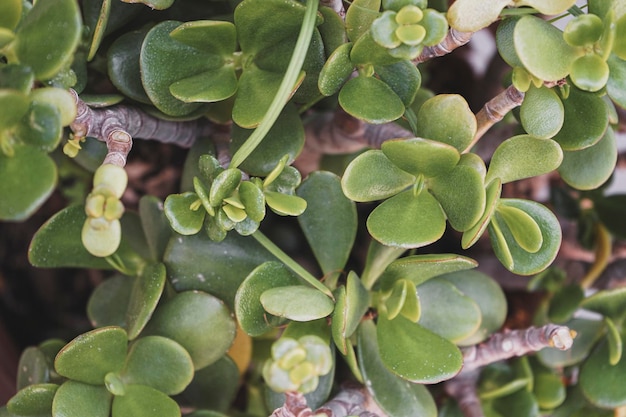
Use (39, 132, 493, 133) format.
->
(52, 381, 111, 417)
(415, 94, 477, 152)
(7, 384, 58, 416)
(260, 286, 334, 321)
(382, 137, 460, 178)
(338, 76, 405, 124)
(520, 86, 565, 138)
(112, 384, 180, 417)
(125, 262, 166, 340)
(579, 340, 626, 409)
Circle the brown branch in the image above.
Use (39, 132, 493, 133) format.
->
(412, 29, 473, 64)
(444, 371, 484, 417)
(296, 109, 412, 174)
(320, 0, 345, 19)
(270, 387, 384, 417)
(466, 85, 525, 153)
(69, 90, 214, 166)
(460, 324, 574, 374)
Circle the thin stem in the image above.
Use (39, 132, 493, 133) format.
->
(466, 85, 525, 153)
(229, 0, 319, 168)
(252, 230, 334, 299)
(412, 29, 473, 64)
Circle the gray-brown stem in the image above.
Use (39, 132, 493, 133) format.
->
(270, 388, 383, 417)
(444, 371, 484, 417)
(320, 0, 345, 18)
(412, 29, 473, 64)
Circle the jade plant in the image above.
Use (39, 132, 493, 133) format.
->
(1, 0, 626, 416)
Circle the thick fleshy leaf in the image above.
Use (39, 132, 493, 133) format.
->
(361, 241, 406, 290)
(441, 270, 506, 345)
(121, 336, 194, 395)
(537, 318, 604, 368)
(170, 66, 237, 103)
(520, 86, 565, 138)
(548, 284, 585, 323)
(382, 137, 460, 178)
(367, 189, 446, 249)
(489, 199, 561, 275)
(497, 204, 543, 253)
(485, 135, 563, 185)
(13, 0, 81, 80)
(164, 232, 274, 308)
(358, 321, 437, 417)
(345, 0, 382, 42)
(605, 317, 623, 365)
(143, 291, 236, 370)
(461, 179, 502, 249)
(16, 102, 63, 151)
(415, 94, 476, 152)
(580, 287, 626, 320)
(607, 54, 626, 109)
(235, 261, 300, 336)
(339, 76, 405, 123)
(531, 360, 566, 410)
(7, 384, 58, 416)
(230, 104, 304, 176)
(341, 150, 415, 202)
(552, 86, 609, 151)
(139, 196, 172, 261)
(491, 387, 540, 417)
(580, 340, 626, 409)
(164, 192, 204, 235)
(594, 194, 626, 239)
(52, 382, 111, 417)
(0, 145, 56, 221)
(177, 356, 239, 411)
(447, 0, 510, 31)
(377, 314, 462, 383)
(265, 191, 307, 216)
(318, 42, 355, 96)
(297, 172, 357, 274)
(384, 279, 411, 321)
(169, 20, 236, 56)
(17, 347, 51, 389)
(416, 278, 481, 343)
(570, 54, 610, 92)
(332, 272, 370, 353)
(428, 163, 486, 232)
(0, 0, 21, 30)
(260, 286, 335, 321)
(379, 253, 477, 291)
(140, 21, 216, 116)
(29, 87, 76, 127)
(111, 384, 180, 417)
(87, 275, 133, 328)
(514, 16, 579, 82)
(516, 0, 575, 15)
(107, 28, 151, 104)
(558, 127, 617, 190)
(375, 60, 422, 106)
(125, 263, 166, 340)
(55, 327, 127, 385)
(209, 168, 241, 207)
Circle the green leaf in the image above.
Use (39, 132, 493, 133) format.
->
(164, 192, 204, 235)
(0, 0, 21, 30)
(377, 314, 462, 383)
(548, 284, 585, 324)
(496, 17, 523, 68)
(497, 204, 543, 253)
(16, 102, 62, 151)
(531, 360, 566, 410)
(341, 150, 415, 202)
(111, 384, 180, 417)
(416, 278, 482, 343)
(381, 137, 460, 178)
(0, 64, 34, 94)
(209, 168, 242, 207)
(440, 270, 507, 345)
(520, 86, 565, 138)
(516, 0, 575, 15)
(55, 327, 127, 385)
(552, 86, 609, 151)
(143, 291, 236, 370)
(461, 179, 502, 249)
(318, 42, 355, 96)
(17, 347, 51, 389)
(558, 127, 617, 190)
(52, 382, 111, 417)
(358, 321, 437, 417)
(121, 336, 194, 395)
(339, 76, 406, 123)
(260, 286, 335, 321)
(0, 145, 56, 221)
(107, 28, 152, 104)
(485, 135, 563, 185)
(297, 172, 357, 274)
(447, 0, 511, 32)
(169, 20, 236, 56)
(125, 263, 166, 340)
(177, 356, 239, 411)
(140, 21, 215, 117)
(367, 189, 446, 249)
(489, 199, 562, 275)
(491, 387, 540, 417)
(331, 272, 370, 353)
(514, 16, 579, 82)
(580, 287, 626, 320)
(361, 240, 406, 290)
(607, 54, 626, 108)
(384, 279, 411, 320)
(164, 232, 274, 308)
(7, 384, 58, 416)
(13, 0, 81, 80)
(87, 275, 133, 329)
(379, 253, 477, 290)
(375, 60, 422, 106)
(594, 194, 626, 239)
(604, 317, 623, 365)
(29, 87, 76, 127)
(428, 163, 486, 232)
(415, 94, 476, 152)
(170, 66, 237, 103)
(345, 0, 382, 42)
(235, 261, 300, 336)
(580, 340, 626, 408)
(139, 196, 172, 261)
(230, 104, 304, 176)
(570, 54, 610, 92)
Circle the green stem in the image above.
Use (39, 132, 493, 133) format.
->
(229, 0, 319, 168)
(252, 230, 334, 299)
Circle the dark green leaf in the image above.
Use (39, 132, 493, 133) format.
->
(375, 60, 422, 106)
(177, 356, 239, 411)
(580, 340, 626, 408)
(139, 196, 172, 262)
(7, 383, 58, 416)
(87, 275, 133, 328)
(170, 66, 237, 103)
(594, 194, 626, 239)
(232, 66, 290, 128)
(126, 263, 166, 340)
(548, 284, 585, 323)
(107, 28, 152, 104)
(164, 193, 204, 235)
(332, 272, 370, 353)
